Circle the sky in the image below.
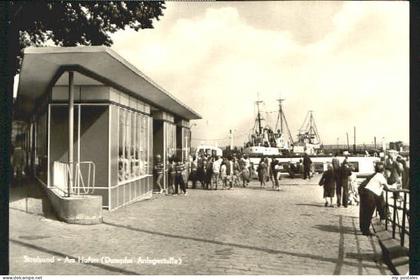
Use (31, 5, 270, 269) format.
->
(111, 1, 409, 147)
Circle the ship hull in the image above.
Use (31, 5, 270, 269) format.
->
(243, 146, 281, 156)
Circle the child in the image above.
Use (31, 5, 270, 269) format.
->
(348, 172, 359, 206)
(319, 164, 336, 207)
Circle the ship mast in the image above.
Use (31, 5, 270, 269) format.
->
(275, 98, 294, 144)
(297, 110, 321, 144)
(256, 99, 264, 135)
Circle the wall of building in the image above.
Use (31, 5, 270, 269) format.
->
(48, 83, 192, 210)
(34, 110, 48, 185)
(49, 104, 109, 205)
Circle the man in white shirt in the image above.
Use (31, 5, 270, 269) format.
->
(359, 162, 396, 236)
(212, 156, 223, 190)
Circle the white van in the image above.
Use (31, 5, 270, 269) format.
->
(194, 145, 223, 157)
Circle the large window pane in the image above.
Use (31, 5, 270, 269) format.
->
(131, 111, 136, 178)
(126, 110, 131, 180)
(118, 109, 126, 182)
(118, 107, 151, 182)
(135, 113, 141, 177)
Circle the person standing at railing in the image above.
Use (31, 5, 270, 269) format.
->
(358, 162, 397, 236)
(396, 156, 409, 190)
(385, 155, 403, 201)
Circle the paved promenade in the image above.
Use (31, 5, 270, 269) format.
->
(9, 175, 391, 275)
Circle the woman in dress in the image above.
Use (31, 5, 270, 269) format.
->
(257, 158, 267, 187)
(319, 164, 336, 207)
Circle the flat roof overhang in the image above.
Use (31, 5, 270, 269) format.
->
(16, 46, 201, 120)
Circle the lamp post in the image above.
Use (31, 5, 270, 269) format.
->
(229, 129, 237, 150)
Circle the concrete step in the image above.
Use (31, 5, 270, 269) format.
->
(9, 182, 57, 219)
(10, 197, 44, 216)
(372, 218, 409, 275)
(392, 256, 409, 267)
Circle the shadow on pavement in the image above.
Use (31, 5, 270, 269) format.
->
(101, 220, 383, 272)
(9, 177, 57, 220)
(346, 252, 383, 262)
(295, 203, 325, 208)
(313, 224, 359, 235)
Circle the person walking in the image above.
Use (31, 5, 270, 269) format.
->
(12, 141, 26, 184)
(226, 156, 234, 189)
(266, 157, 272, 184)
(220, 159, 227, 189)
(212, 156, 222, 190)
(189, 155, 198, 189)
(244, 155, 252, 178)
(274, 161, 283, 191)
(358, 162, 396, 236)
(239, 155, 250, 187)
(232, 156, 240, 187)
(197, 155, 205, 188)
(257, 158, 267, 187)
(174, 157, 187, 196)
(270, 159, 279, 189)
(319, 164, 336, 207)
(154, 154, 166, 194)
(340, 162, 352, 208)
(332, 154, 342, 207)
(303, 152, 312, 180)
(205, 158, 213, 190)
(168, 156, 176, 195)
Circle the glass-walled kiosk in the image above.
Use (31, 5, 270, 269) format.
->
(16, 47, 201, 211)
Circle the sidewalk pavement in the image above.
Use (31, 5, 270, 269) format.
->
(9, 175, 391, 275)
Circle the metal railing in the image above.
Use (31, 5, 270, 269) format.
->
(383, 188, 410, 248)
(74, 161, 96, 195)
(52, 161, 96, 196)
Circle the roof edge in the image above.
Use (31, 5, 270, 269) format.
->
(22, 46, 202, 119)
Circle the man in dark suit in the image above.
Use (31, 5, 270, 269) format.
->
(303, 152, 312, 179)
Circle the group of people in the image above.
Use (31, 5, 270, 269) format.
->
(154, 154, 188, 196)
(358, 154, 409, 236)
(154, 152, 293, 193)
(255, 157, 285, 190)
(318, 155, 357, 208)
(188, 154, 252, 189)
(318, 152, 409, 236)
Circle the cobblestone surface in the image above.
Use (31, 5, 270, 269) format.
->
(9, 175, 391, 275)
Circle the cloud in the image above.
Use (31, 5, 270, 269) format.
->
(111, 1, 408, 147)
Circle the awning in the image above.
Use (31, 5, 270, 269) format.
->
(16, 46, 201, 120)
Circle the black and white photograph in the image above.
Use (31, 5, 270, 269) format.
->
(0, 0, 415, 276)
